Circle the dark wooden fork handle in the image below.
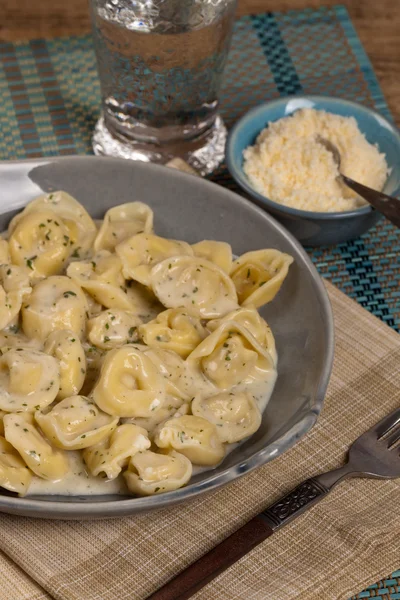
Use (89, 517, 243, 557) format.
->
(148, 403, 400, 600)
(147, 514, 273, 600)
(147, 478, 330, 600)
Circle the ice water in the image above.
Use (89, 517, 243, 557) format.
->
(90, 0, 237, 173)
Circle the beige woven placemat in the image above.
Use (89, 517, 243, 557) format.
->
(0, 280, 399, 600)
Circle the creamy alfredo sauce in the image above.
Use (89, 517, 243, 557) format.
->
(27, 369, 276, 496)
(0, 198, 284, 499)
(1, 285, 278, 497)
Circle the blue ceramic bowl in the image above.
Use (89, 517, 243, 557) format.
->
(226, 96, 400, 246)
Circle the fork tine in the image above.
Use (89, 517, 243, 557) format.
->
(375, 407, 400, 439)
(386, 425, 400, 448)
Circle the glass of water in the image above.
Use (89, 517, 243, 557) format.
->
(90, 0, 237, 175)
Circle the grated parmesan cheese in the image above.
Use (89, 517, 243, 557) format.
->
(243, 108, 389, 212)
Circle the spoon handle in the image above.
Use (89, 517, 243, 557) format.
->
(342, 175, 400, 228)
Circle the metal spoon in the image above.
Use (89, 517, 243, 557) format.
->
(317, 136, 400, 228)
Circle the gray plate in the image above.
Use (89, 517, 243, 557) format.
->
(0, 157, 334, 519)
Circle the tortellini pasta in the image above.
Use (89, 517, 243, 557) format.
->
(67, 251, 145, 311)
(35, 395, 119, 450)
(9, 210, 73, 280)
(207, 307, 276, 363)
(142, 346, 204, 401)
(0, 348, 59, 412)
(4, 412, 69, 481)
(83, 423, 150, 479)
(0, 191, 290, 498)
(8, 191, 97, 255)
(80, 343, 106, 397)
(116, 233, 193, 286)
(84, 292, 103, 318)
(191, 240, 233, 273)
(192, 392, 262, 443)
(0, 240, 10, 264)
(0, 331, 42, 353)
(0, 411, 5, 435)
(87, 309, 141, 350)
(139, 308, 206, 358)
(44, 330, 86, 399)
(0, 264, 32, 330)
(22, 276, 88, 341)
(92, 345, 166, 418)
(124, 450, 192, 495)
(123, 395, 188, 435)
(150, 256, 238, 318)
(94, 202, 154, 252)
(188, 322, 274, 389)
(0, 436, 32, 495)
(154, 415, 225, 466)
(230, 249, 293, 308)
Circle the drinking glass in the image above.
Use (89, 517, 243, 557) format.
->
(90, 0, 237, 174)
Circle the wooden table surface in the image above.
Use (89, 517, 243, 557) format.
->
(1, 0, 400, 124)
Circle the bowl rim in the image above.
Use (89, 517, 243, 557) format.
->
(0, 156, 335, 518)
(226, 94, 400, 220)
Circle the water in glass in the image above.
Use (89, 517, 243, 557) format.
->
(91, 0, 237, 174)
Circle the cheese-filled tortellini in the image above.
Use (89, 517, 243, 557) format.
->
(83, 423, 151, 479)
(116, 233, 193, 286)
(22, 276, 88, 341)
(191, 240, 233, 273)
(188, 321, 274, 389)
(44, 330, 86, 399)
(9, 210, 73, 279)
(0, 240, 10, 264)
(123, 395, 188, 435)
(208, 307, 276, 363)
(230, 249, 293, 308)
(92, 345, 166, 418)
(80, 343, 106, 396)
(0, 264, 32, 330)
(0, 332, 42, 353)
(0, 436, 32, 495)
(94, 202, 154, 252)
(0, 410, 5, 436)
(4, 412, 69, 481)
(150, 256, 238, 319)
(124, 450, 192, 495)
(143, 346, 204, 401)
(0, 348, 59, 412)
(67, 251, 143, 311)
(87, 309, 141, 350)
(126, 281, 165, 322)
(0, 190, 287, 498)
(84, 292, 103, 318)
(154, 415, 225, 466)
(192, 392, 262, 443)
(8, 191, 97, 255)
(139, 308, 206, 358)
(35, 395, 119, 450)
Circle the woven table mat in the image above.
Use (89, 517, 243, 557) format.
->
(0, 5, 399, 599)
(0, 281, 399, 600)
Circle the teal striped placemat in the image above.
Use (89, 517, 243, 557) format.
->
(0, 5, 399, 598)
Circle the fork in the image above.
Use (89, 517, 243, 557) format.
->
(317, 136, 400, 228)
(148, 406, 400, 600)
